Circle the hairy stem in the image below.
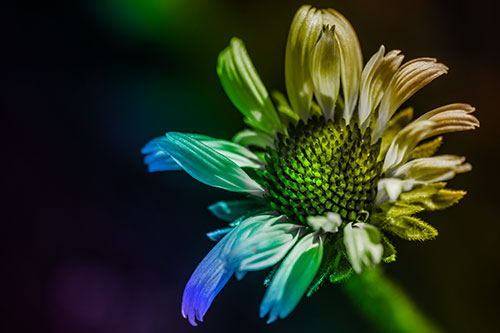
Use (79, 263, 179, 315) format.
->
(342, 268, 441, 333)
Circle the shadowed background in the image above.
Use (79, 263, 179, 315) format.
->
(4, 0, 499, 332)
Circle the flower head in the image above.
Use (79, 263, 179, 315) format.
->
(142, 5, 478, 325)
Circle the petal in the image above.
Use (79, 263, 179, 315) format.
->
(392, 155, 472, 183)
(186, 134, 264, 169)
(228, 221, 302, 278)
(373, 58, 449, 140)
(343, 222, 383, 274)
(141, 137, 182, 172)
(271, 91, 300, 127)
(306, 212, 342, 233)
(375, 178, 417, 204)
(208, 199, 267, 222)
(358, 46, 404, 126)
(322, 8, 363, 122)
(260, 232, 323, 324)
(383, 103, 479, 171)
(217, 38, 284, 135)
(232, 129, 274, 149)
(182, 214, 272, 326)
(158, 132, 264, 195)
(285, 5, 322, 120)
(309, 25, 341, 119)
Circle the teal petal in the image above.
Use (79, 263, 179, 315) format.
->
(260, 232, 324, 324)
(208, 199, 268, 222)
(158, 132, 264, 195)
(217, 38, 284, 135)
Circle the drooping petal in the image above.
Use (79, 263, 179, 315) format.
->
(322, 8, 363, 122)
(373, 58, 449, 140)
(309, 25, 341, 119)
(157, 132, 264, 195)
(182, 214, 278, 326)
(392, 155, 472, 183)
(228, 221, 302, 279)
(358, 46, 404, 126)
(343, 222, 383, 274)
(379, 107, 414, 156)
(260, 232, 323, 324)
(208, 199, 268, 222)
(383, 103, 479, 171)
(285, 5, 322, 120)
(217, 38, 283, 135)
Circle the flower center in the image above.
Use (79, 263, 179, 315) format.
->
(260, 116, 383, 226)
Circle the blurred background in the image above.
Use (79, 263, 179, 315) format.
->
(4, 0, 499, 332)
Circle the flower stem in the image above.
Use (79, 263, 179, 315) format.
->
(342, 268, 441, 333)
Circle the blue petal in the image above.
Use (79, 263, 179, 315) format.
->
(181, 214, 274, 326)
(142, 137, 182, 172)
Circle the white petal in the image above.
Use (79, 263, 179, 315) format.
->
(309, 25, 341, 119)
(375, 178, 417, 204)
(228, 221, 302, 278)
(285, 5, 322, 120)
(392, 155, 472, 183)
(322, 8, 363, 122)
(358, 46, 404, 127)
(383, 103, 479, 171)
(373, 58, 448, 140)
(307, 212, 342, 233)
(260, 232, 323, 323)
(343, 222, 383, 274)
(159, 132, 264, 195)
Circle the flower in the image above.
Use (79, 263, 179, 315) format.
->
(142, 5, 479, 326)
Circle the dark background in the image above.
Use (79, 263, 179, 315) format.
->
(4, 0, 500, 332)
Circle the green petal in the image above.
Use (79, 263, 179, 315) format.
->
(159, 132, 264, 195)
(379, 106, 414, 154)
(217, 38, 283, 135)
(381, 235, 397, 263)
(271, 91, 300, 127)
(208, 199, 268, 222)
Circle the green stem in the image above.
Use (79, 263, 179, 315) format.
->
(342, 268, 441, 333)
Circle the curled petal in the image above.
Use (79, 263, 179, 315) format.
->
(343, 222, 383, 274)
(285, 5, 322, 120)
(322, 8, 363, 122)
(157, 132, 264, 195)
(260, 232, 323, 324)
(217, 38, 283, 135)
(383, 103, 479, 171)
(373, 58, 449, 140)
(309, 25, 341, 119)
(358, 45, 404, 126)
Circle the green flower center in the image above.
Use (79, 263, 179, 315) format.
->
(260, 116, 383, 225)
